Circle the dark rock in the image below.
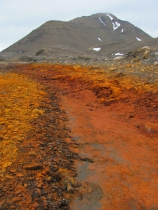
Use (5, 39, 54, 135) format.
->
(80, 157, 94, 163)
(0, 136, 4, 141)
(59, 198, 69, 206)
(23, 163, 43, 170)
(35, 49, 45, 56)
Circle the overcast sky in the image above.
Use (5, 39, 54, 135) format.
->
(0, 0, 157, 51)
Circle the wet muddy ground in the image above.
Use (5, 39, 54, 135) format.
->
(0, 62, 158, 209)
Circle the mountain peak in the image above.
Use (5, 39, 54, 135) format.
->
(1, 13, 152, 55)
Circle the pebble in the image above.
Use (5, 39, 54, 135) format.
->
(114, 56, 123, 61)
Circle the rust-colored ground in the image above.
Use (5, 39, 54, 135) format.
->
(0, 68, 77, 210)
(1, 63, 158, 209)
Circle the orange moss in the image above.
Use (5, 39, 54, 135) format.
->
(0, 73, 46, 174)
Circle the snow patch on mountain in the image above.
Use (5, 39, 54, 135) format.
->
(112, 22, 121, 30)
(99, 17, 106, 27)
(115, 52, 124, 56)
(106, 14, 113, 20)
(98, 37, 102, 41)
(93, 47, 101, 51)
(121, 29, 124, 33)
(136, 37, 142, 41)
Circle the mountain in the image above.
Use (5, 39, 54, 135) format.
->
(1, 13, 152, 56)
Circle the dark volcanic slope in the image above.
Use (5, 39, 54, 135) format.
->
(1, 13, 152, 56)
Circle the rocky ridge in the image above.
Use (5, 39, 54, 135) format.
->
(1, 43, 158, 67)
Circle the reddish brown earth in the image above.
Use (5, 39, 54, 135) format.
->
(1, 63, 158, 210)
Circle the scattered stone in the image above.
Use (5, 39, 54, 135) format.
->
(114, 56, 123, 61)
(58, 168, 76, 192)
(154, 61, 158, 65)
(142, 46, 150, 51)
(143, 50, 150, 59)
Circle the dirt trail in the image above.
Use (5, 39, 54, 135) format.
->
(61, 88, 158, 210)
(1, 63, 158, 209)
